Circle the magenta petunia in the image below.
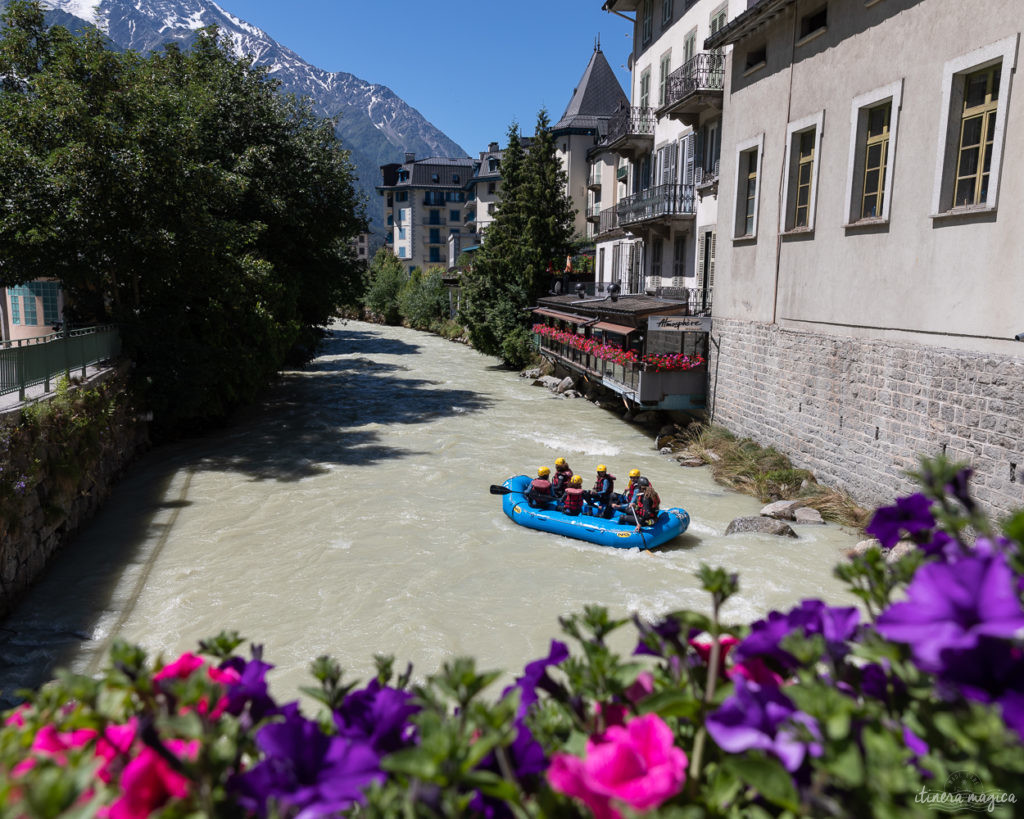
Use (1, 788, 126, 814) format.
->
(548, 713, 687, 817)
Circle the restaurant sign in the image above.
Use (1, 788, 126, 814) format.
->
(647, 315, 712, 334)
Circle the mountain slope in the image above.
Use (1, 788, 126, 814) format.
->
(24, 0, 468, 236)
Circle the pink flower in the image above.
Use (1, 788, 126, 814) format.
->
(548, 713, 687, 818)
(689, 633, 783, 687)
(12, 724, 99, 776)
(108, 738, 197, 819)
(95, 721, 138, 783)
(154, 652, 206, 681)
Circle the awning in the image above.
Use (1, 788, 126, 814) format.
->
(533, 308, 588, 323)
(593, 321, 636, 335)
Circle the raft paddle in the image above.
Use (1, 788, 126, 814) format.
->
(490, 485, 512, 495)
(630, 505, 648, 549)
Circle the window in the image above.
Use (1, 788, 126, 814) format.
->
(400, 208, 409, 222)
(9, 284, 41, 325)
(659, 52, 671, 106)
(709, 5, 727, 52)
(683, 29, 696, 65)
(431, 173, 440, 183)
(395, 191, 408, 202)
(488, 182, 496, 194)
(429, 247, 442, 263)
(798, 5, 827, 43)
(450, 209, 461, 223)
(9, 292, 19, 325)
(696, 229, 715, 292)
(651, 238, 663, 278)
(932, 36, 1017, 215)
(641, 0, 653, 46)
(661, 0, 673, 27)
(488, 158, 500, 172)
(639, 69, 651, 109)
(745, 44, 766, 73)
(844, 81, 902, 224)
(453, 174, 460, 183)
(398, 247, 406, 258)
(429, 228, 441, 244)
(672, 234, 686, 278)
(427, 209, 441, 224)
(398, 227, 406, 240)
(781, 112, 824, 232)
(733, 133, 764, 238)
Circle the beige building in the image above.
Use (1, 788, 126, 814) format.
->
(599, 0, 746, 306)
(707, 0, 1024, 514)
(2, 281, 65, 342)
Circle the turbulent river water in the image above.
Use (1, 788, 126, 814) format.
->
(0, 320, 865, 704)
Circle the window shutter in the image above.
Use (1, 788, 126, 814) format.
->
(696, 230, 705, 287)
(667, 143, 678, 186)
(695, 129, 705, 176)
(683, 134, 695, 185)
(708, 232, 716, 288)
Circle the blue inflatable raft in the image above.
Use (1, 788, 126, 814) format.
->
(496, 474, 689, 550)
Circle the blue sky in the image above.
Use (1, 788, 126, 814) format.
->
(224, 0, 634, 155)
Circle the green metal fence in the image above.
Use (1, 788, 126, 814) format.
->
(0, 326, 121, 401)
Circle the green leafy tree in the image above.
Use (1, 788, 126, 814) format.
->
(0, 3, 366, 435)
(363, 247, 406, 325)
(459, 111, 575, 368)
(398, 266, 449, 330)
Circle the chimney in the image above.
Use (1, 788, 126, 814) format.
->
(488, 142, 499, 153)
(404, 152, 415, 163)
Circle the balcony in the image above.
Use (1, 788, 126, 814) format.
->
(616, 164, 628, 181)
(586, 204, 601, 223)
(695, 159, 720, 195)
(617, 184, 695, 227)
(597, 209, 620, 237)
(588, 169, 602, 191)
(660, 52, 725, 126)
(606, 106, 656, 159)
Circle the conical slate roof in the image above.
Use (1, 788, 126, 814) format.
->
(552, 46, 628, 134)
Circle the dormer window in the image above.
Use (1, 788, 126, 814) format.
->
(431, 173, 440, 183)
(453, 174, 460, 183)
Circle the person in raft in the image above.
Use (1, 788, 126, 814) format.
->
(610, 468, 642, 516)
(551, 457, 574, 498)
(583, 464, 616, 518)
(526, 466, 554, 508)
(629, 477, 661, 528)
(559, 474, 585, 516)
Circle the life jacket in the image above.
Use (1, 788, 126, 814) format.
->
(621, 480, 639, 504)
(552, 467, 574, 489)
(528, 478, 553, 506)
(634, 489, 661, 522)
(592, 474, 615, 496)
(562, 486, 584, 515)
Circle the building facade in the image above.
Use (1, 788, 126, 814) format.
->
(707, 0, 1024, 515)
(2, 281, 65, 342)
(599, 0, 745, 308)
(377, 154, 474, 273)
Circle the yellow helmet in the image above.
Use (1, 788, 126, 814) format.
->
(629, 468, 641, 479)
(555, 457, 567, 467)
(538, 466, 550, 477)
(570, 474, 583, 486)
(597, 464, 607, 473)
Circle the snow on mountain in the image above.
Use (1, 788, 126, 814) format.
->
(31, 0, 469, 234)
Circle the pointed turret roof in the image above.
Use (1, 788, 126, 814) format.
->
(552, 45, 628, 135)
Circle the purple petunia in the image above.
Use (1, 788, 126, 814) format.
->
(219, 654, 279, 725)
(706, 678, 822, 772)
(876, 550, 1024, 675)
(733, 600, 860, 672)
(333, 680, 418, 755)
(504, 640, 569, 719)
(865, 493, 936, 548)
(231, 704, 383, 817)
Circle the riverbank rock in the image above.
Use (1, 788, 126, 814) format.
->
(845, 538, 882, 558)
(533, 375, 563, 390)
(555, 376, 574, 394)
(631, 411, 660, 425)
(725, 516, 798, 537)
(760, 500, 803, 520)
(794, 507, 825, 525)
(520, 367, 542, 379)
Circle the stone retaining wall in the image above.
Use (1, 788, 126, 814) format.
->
(0, 371, 149, 620)
(708, 319, 1024, 518)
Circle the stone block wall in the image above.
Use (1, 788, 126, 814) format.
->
(0, 371, 149, 620)
(708, 319, 1024, 518)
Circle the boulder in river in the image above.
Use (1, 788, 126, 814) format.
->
(520, 367, 542, 379)
(533, 375, 563, 390)
(760, 500, 803, 520)
(555, 376, 575, 394)
(725, 516, 798, 537)
(794, 507, 825, 525)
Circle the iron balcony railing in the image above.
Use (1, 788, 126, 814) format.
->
(683, 286, 713, 315)
(597, 209, 620, 235)
(695, 159, 721, 189)
(535, 335, 641, 393)
(664, 52, 725, 107)
(586, 204, 601, 221)
(606, 106, 656, 146)
(0, 325, 121, 401)
(617, 184, 696, 225)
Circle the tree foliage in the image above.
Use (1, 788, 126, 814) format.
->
(460, 110, 575, 368)
(0, 1, 366, 435)
(363, 247, 406, 325)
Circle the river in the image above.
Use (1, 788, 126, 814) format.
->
(0, 320, 864, 704)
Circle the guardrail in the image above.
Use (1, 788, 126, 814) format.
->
(0, 325, 121, 401)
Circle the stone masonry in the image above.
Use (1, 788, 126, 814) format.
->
(708, 319, 1024, 519)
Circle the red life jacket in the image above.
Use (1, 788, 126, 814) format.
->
(530, 478, 552, 494)
(592, 474, 616, 495)
(622, 480, 639, 503)
(634, 489, 661, 521)
(553, 467, 574, 489)
(562, 486, 584, 514)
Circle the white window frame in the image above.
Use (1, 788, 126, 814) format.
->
(780, 110, 825, 233)
(733, 132, 764, 239)
(844, 80, 903, 225)
(930, 34, 1018, 217)
(659, 51, 672, 106)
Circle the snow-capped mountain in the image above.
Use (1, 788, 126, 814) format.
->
(29, 0, 469, 235)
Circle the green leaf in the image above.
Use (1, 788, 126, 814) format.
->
(724, 754, 801, 812)
(380, 746, 441, 781)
